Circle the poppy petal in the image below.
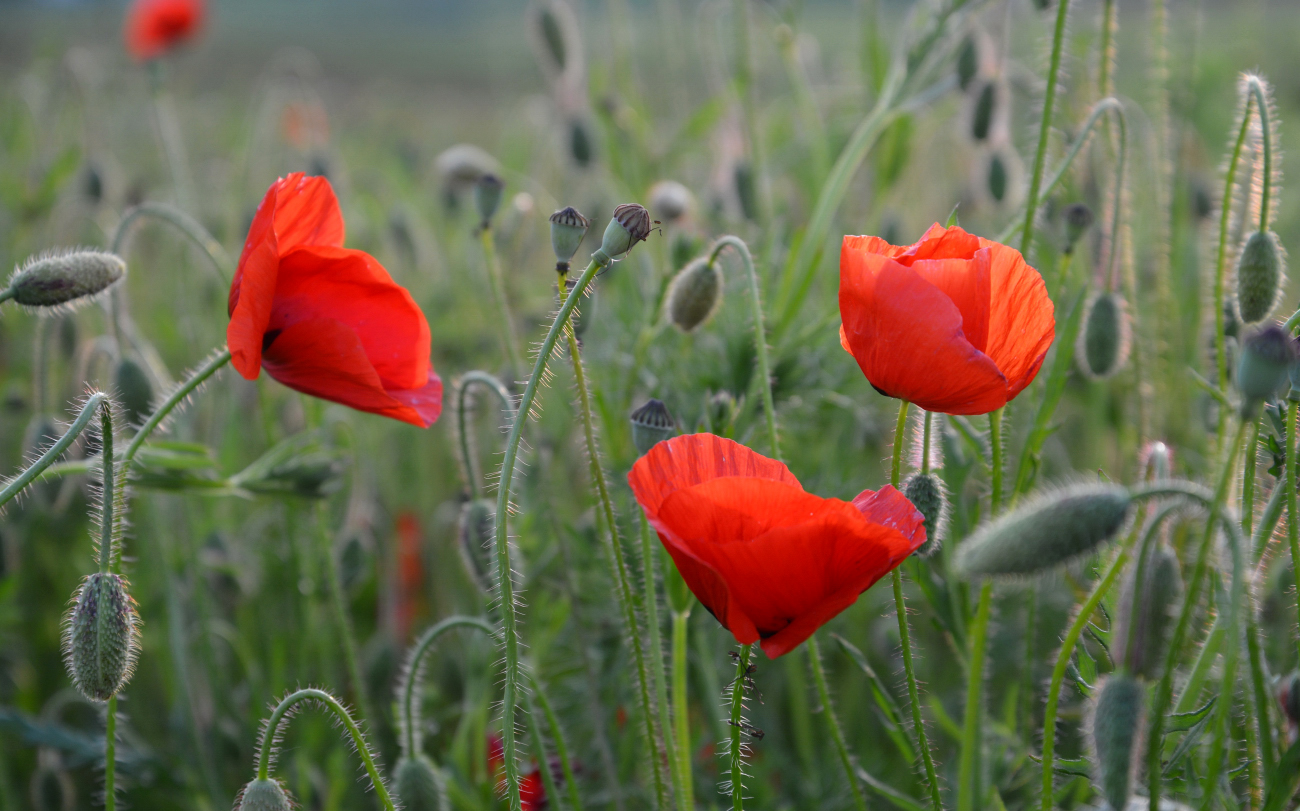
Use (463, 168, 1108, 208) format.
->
(852, 485, 928, 548)
(269, 174, 346, 252)
(907, 254, 991, 352)
(227, 240, 280, 378)
(979, 241, 1056, 400)
(896, 223, 983, 264)
(387, 376, 445, 428)
(627, 433, 801, 516)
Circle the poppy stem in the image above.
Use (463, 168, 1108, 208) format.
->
(806, 635, 868, 811)
(398, 616, 494, 759)
(123, 347, 232, 467)
(726, 643, 753, 810)
(110, 201, 232, 284)
(0, 391, 107, 510)
(921, 411, 933, 475)
(105, 694, 118, 811)
(1213, 88, 1259, 395)
(479, 225, 526, 376)
(315, 502, 375, 731)
(988, 409, 1003, 513)
(671, 608, 694, 809)
(530, 672, 586, 811)
(1288, 398, 1300, 670)
(891, 401, 910, 487)
(453, 371, 516, 501)
(1018, 0, 1071, 256)
(639, 512, 684, 811)
(98, 400, 117, 576)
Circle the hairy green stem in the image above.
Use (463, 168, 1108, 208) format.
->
(727, 643, 752, 811)
(808, 634, 868, 811)
(1244, 418, 1260, 537)
(0, 391, 107, 509)
(1019, 0, 1072, 255)
(892, 401, 910, 486)
(671, 609, 693, 810)
(399, 616, 495, 757)
(453, 371, 516, 500)
(989, 409, 1003, 513)
(531, 674, 585, 811)
(105, 695, 118, 811)
(957, 580, 992, 811)
(110, 201, 231, 282)
(98, 402, 116, 574)
(479, 226, 525, 374)
(124, 348, 231, 466)
(1245, 77, 1274, 232)
(639, 512, 681, 811)
(709, 236, 779, 457)
(0, 287, 15, 305)
(1213, 93, 1257, 392)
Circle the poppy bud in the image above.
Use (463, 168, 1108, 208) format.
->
(394, 755, 445, 811)
(649, 180, 695, 223)
(956, 35, 978, 91)
(83, 161, 104, 205)
(9, 249, 125, 310)
(458, 499, 495, 592)
(599, 204, 651, 260)
(435, 144, 498, 188)
(570, 118, 594, 166)
(903, 472, 947, 558)
(113, 357, 153, 427)
(237, 778, 294, 811)
(1062, 203, 1094, 255)
(970, 81, 996, 142)
(64, 573, 139, 701)
(1078, 292, 1131, 380)
(1113, 544, 1182, 679)
(1237, 324, 1298, 412)
(549, 206, 590, 267)
(734, 162, 758, 221)
(475, 174, 505, 227)
(630, 398, 676, 456)
(987, 151, 1008, 203)
(1235, 230, 1285, 324)
(534, 2, 569, 74)
(666, 257, 722, 332)
(1279, 671, 1300, 727)
(954, 483, 1132, 578)
(1089, 673, 1146, 811)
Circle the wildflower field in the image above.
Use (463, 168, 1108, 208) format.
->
(3, 1, 1300, 810)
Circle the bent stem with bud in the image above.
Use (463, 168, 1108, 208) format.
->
(453, 370, 516, 500)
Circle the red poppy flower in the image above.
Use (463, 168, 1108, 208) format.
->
(520, 769, 547, 811)
(228, 173, 442, 427)
(628, 433, 926, 658)
(839, 223, 1055, 415)
(124, 0, 205, 62)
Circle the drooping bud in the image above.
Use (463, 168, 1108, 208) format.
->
(734, 162, 758, 221)
(986, 151, 1008, 203)
(1112, 544, 1182, 679)
(1089, 674, 1146, 811)
(954, 483, 1132, 578)
(113, 358, 153, 427)
(970, 81, 996, 142)
(549, 206, 590, 267)
(458, 499, 495, 592)
(237, 778, 294, 811)
(394, 755, 445, 811)
(598, 204, 651, 260)
(1279, 671, 1300, 728)
(630, 399, 676, 456)
(1077, 292, 1132, 380)
(533, 1, 569, 74)
(475, 174, 505, 226)
(434, 144, 498, 189)
(63, 573, 139, 701)
(569, 118, 594, 167)
(666, 257, 722, 332)
(1235, 230, 1285, 324)
(649, 180, 695, 223)
(243, 451, 347, 499)
(1062, 203, 1094, 255)
(903, 472, 947, 558)
(956, 36, 978, 91)
(9, 250, 125, 310)
(1237, 324, 1298, 413)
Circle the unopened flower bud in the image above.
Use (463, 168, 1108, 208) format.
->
(534, 2, 569, 74)
(113, 358, 153, 427)
(475, 174, 505, 226)
(649, 180, 695, 223)
(970, 81, 996, 142)
(1113, 544, 1182, 679)
(1279, 671, 1300, 728)
(954, 483, 1132, 578)
(956, 35, 978, 91)
(549, 206, 590, 267)
(1062, 203, 1094, 255)
(458, 499, 495, 592)
(734, 162, 758, 221)
(986, 150, 1008, 203)
(64, 573, 139, 701)
(630, 399, 675, 456)
(666, 257, 722, 332)
(1078, 292, 1131, 380)
(1237, 324, 1298, 412)
(9, 250, 125, 310)
(237, 778, 294, 811)
(83, 162, 104, 205)
(1235, 230, 1285, 324)
(903, 472, 947, 558)
(394, 755, 445, 811)
(435, 144, 498, 188)
(599, 204, 651, 260)
(1090, 673, 1146, 811)
(570, 118, 594, 167)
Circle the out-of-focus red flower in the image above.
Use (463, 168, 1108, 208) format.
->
(281, 102, 330, 151)
(838, 223, 1055, 415)
(628, 433, 926, 658)
(394, 511, 424, 640)
(520, 769, 547, 811)
(227, 173, 442, 427)
(124, 0, 205, 62)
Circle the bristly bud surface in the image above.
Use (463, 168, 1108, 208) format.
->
(1237, 324, 1298, 411)
(954, 483, 1132, 578)
(113, 357, 154, 427)
(10, 249, 125, 310)
(1090, 674, 1146, 811)
(458, 499, 495, 592)
(1078, 292, 1131, 380)
(237, 778, 294, 811)
(630, 398, 676, 456)
(649, 180, 695, 223)
(64, 573, 139, 701)
(1062, 203, 1094, 255)
(1235, 230, 1285, 324)
(903, 473, 947, 558)
(666, 257, 722, 332)
(475, 174, 505, 226)
(394, 755, 445, 811)
(549, 206, 590, 266)
(599, 203, 651, 259)
(1113, 544, 1182, 679)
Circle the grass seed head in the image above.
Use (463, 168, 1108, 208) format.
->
(970, 81, 996, 142)
(956, 35, 978, 90)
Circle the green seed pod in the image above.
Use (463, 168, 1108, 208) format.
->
(1090, 674, 1146, 811)
(1237, 324, 1298, 412)
(970, 82, 996, 142)
(1062, 203, 1094, 255)
(113, 358, 153, 427)
(10, 250, 125, 310)
(987, 151, 1008, 203)
(666, 257, 722, 332)
(1077, 293, 1132, 380)
(1279, 671, 1300, 727)
(475, 174, 505, 227)
(237, 778, 294, 811)
(903, 473, 947, 558)
(956, 36, 978, 91)
(630, 398, 676, 457)
(734, 162, 758, 221)
(63, 573, 139, 701)
(649, 180, 695, 223)
(1113, 544, 1183, 680)
(570, 118, 594, 167)
(1235, 230, 1285, 324)
(954, 483, 1132, 578)
(458, 499, 495, 592)
(394, 755, 445, 811)
(549, 206, 590, 266)
(599, 203, 651, 260)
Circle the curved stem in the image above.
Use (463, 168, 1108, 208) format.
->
(454, 371, 516, 500)
(398, 616, 494, 757)
(110, 201, 232, 282)
(105, 695, 118, 811)
(1019, 0, 1073, 255)
(727, 643, 752, 811)
(254, 687, 395, 811)
(479, 226, 525, 375)
(1101, 101, 1127, 293)
(1214, 95, 1256, 392)
(807, 634, 868, 811)
(124, 348, 232, 466)
(709, 236, 779, 457)
(1244, 77, 1273, 232)
(0, 392, 107, 509)
(0, 287, 14, 306)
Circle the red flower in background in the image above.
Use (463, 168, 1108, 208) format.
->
(839, 223, 1055, 415)
(520, 769, 547, 811)
(394, 511, 425, 640)
(628, 434, 926, 658)
(227, 173, 442, 427)
(124, 0, 205, 62)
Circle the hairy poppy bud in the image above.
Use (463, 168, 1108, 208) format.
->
(970, 81, 996, 142)
(237, 778, 294, 811)
(475, 174, 505, 226)
(549, 206, 590, 267)
(1078, 292, 1131, 380)
(1280, 671, 1300, 727)
(599, 204, 651, 260)
(1113, 544, 1182, 679)
(649, 180, 695, 223)
(666, 257, 722, 332)
(1063, 203, 1094, 255)
(394, 755, 444, 811)
(903, 472, 946, 558)
(113, 358, 153, 427)
(570, 118, 594, 166)
(9, 250, 125, 310)
(1090, 674, 1146, 811)
(956, 36, 978, 91)
(734, 162, 758, 221)
(630, 398, 675, 456)
(64, 573, 139, 701)
(954, 483, 1132, 578)
(1235, 230, 1285, 324)
(458, 499, 495, 592)
(1237, 325, 1298, 412)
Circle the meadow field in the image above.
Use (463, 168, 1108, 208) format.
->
(2, 1, 1300, 810)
